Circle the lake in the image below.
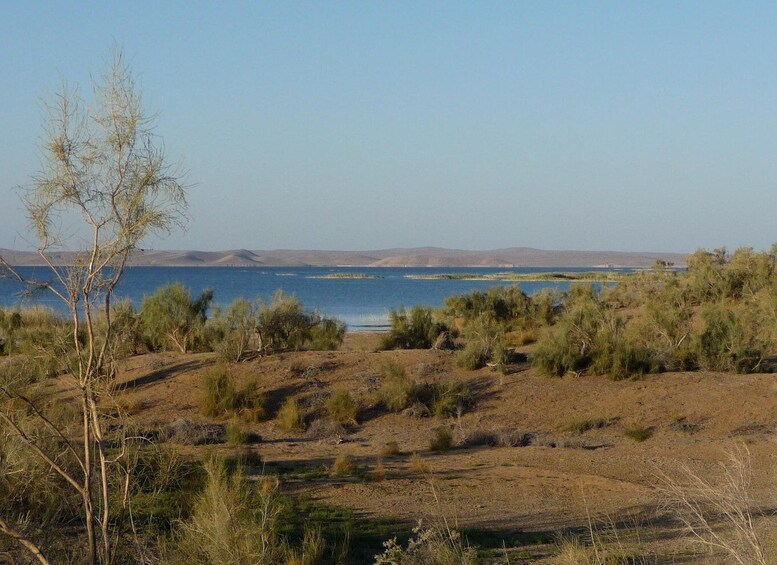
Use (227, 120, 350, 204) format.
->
(0, 266, 625, 330)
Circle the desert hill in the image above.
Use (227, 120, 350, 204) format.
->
(0, 246, 687, 268)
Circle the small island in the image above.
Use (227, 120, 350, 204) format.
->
(404, 271, 632, 282)
(307, 272, 384, 279)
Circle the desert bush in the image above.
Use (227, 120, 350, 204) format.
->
(532, 286, 661, 380)
(326, 390, 359, 424)
(409, 453, 430, 474)
(565, 418, 613, 435)
(200, 365, 266, 421)
(429, 426, 453, 452)
(257, 291, 345, 352)
(308, 317, 346, 351)
(212, 298, 261, 362)
(376, 361, 416, 412)
(306, 417, 346, 440)
(444, 285, 532, 326)
(106, 299, 145, 359)
(381, 441, 401, 457)
(429, 381, 471, 418)
(623, 424, 652, 442)
(140, 283, 213, 353)
(330, 453, 356, 477)
(380, 306, 448, 350)
(128, 443, 195, 497)
(454, 314, 506, 370)
(374, 520, 477, 565)
(226, 421, 251, 445)
(164, 457, 288, 564)
(277, 397, 306, 433)
(694, 302, 768, 373)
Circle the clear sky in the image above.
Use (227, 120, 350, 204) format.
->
(2, 1, 777, 253)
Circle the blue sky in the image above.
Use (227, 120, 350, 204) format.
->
(2, 1, 777, 252)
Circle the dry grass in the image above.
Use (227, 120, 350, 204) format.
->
(656, 445, 768, 565)
(331, 453, 356, 477)
(380, 441, 401, 457)
(409, 453, 430, 474)
(276, 397, 306, 433)
(371, 460, 387, 482)
(430, 426, 454, 452)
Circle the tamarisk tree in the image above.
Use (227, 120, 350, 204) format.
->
(0, 49, 187, 564)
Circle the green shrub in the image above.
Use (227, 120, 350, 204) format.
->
(694, 302, 768, 373)
(376, 361, 415, 412)
(454, 314, 505, 370)
(200, 365, 266, 421)
(308, 317, 347, 350)
(623, 424, 652, 442)
(380, 306, 447, 350)
(164, 458, 283, 563)
(277, 397, 306, 433)
(326, 390, 359, 424)
(226, 421, 250, 445)
(565, 417, 612, 435)
(213, 298, 261, 362)
(429, 380, 471, 418)
(444, 285, 532, 326)
(139, 283, 213, 353)
(258, 291, 345, 352)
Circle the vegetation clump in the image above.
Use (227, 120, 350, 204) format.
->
(380, 306, 448, 350)
(277, 397, 307, 433)
(200, 365, 266, 422)
(326, 390, 359, 425)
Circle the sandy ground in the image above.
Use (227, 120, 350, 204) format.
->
(73, 333, 777, 559)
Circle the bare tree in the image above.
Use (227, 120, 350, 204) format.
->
(0, 48, 186, 564)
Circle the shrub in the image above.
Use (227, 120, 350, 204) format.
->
(277, 397, 306, 433)
(444, 285, 532, 326)
(409, 453, 430, 474)
(226, 421, 250, 445)
(308, 317, 346, 351)
(623, 424, 652, 442)
(330, 453, 356, 477)
(213, 298, 261, 362)
(429, 426, 453, 452)
(326, 390, 359, 424)
(107, 299, 144, 359)
(374, 521, 477, 565)
(454, 314, 505, 370)
(376, 361, 415, 412)
(165, 458, 285, 563)
(200, 365, 266, 421)
(381, 441, 401, 457)
(257, 291, 345, 352)
(565, 417, 612, 435)
(380, 306, 447, 350)
(139, 283, 213, 353)
(371, 460, 387, 482)
(694, 302, 767, 373)
(430, 381, 471, 418)
(257, 291, 311, 351)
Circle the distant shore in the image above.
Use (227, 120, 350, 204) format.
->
(0, 246, 687, 268)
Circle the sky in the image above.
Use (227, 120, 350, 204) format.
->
(2, 1, 777, 253)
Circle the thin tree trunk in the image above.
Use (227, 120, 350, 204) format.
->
(0, 517, 50, 565)
(82, 391, 97, 565)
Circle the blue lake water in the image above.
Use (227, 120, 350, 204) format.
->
(0, 266, 626, 330)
